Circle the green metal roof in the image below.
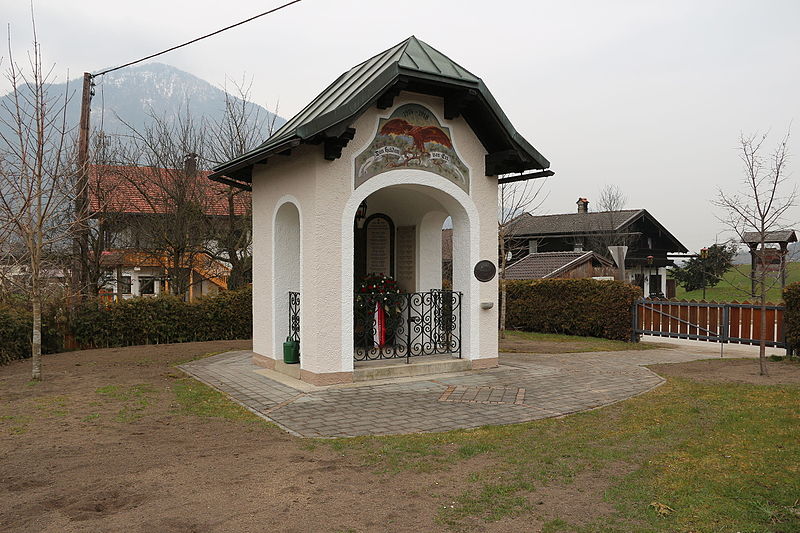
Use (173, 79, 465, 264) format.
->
(210, 36, 551, 185)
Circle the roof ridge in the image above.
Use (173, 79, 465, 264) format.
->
(210, 36, 548, 182)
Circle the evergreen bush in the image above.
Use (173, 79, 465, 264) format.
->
(505, 279, 641, 341)
(783, 282, 800, 351)
(0, 302, 63, 364)
(72, 287, 252, 348)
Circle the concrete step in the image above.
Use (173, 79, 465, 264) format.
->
(274, 359, 301, 379)
(353, 355, 470, 382)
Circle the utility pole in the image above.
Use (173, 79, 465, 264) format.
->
(73, 72, 93, 300)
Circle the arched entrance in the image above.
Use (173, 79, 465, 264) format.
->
(342, 170, 480, 366)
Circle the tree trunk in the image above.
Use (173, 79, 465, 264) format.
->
(31, 297, 42, 381)
(758, 242, 769, 376)
(499, 280, 507, 340)
(759, 290, 768, 376)
(498, 234, 507, 340)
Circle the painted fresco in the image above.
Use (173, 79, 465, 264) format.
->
(355, 104, 469, 192)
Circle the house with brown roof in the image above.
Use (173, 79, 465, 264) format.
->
(504, 251, 615, 280)
(89, 159, 250, 300)
(507, 198, 687, 296)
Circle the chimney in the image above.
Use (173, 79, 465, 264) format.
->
(184, 153, 198, 175)
(577, 197, 589, 213)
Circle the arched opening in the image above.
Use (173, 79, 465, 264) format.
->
(349, 182, 473, 362)
(273, 201, 301, 359)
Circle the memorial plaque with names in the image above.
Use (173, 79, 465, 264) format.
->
(365, 217, 391, 275)
(396, 226, 416, 292)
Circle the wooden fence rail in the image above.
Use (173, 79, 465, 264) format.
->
(633, 299, 786, 348)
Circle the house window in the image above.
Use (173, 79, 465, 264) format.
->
(139, 276, 155, 295)
(528, 240, 538, 254)
(120, 275, 132, 295)
(573, 241, 583, 252)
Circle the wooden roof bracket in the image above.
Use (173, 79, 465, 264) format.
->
(209, 174, 252, 191)
(497, 169, 555, 184)
(324, 127, 357, 161)
(376, 79, 409, 109)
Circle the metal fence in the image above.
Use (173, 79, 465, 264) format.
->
(633, 299, 786, 348)
(354, 290, 462, 362)
(288, 291, 300, 342)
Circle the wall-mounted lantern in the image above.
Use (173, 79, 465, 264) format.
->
(646, 255, 654, 265)
(355, 200, 368, 227)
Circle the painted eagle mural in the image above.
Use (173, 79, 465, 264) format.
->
(379, 118, 453, 153)
(354, 103, 469, 192)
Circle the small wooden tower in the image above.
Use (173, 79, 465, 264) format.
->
(742, 230, 797, 296)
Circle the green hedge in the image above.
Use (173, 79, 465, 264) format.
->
(784, 282, 800, 351)
(72, 287, 252, 348)
(505, 279, 641, 341)
(0, 302, 63, 365)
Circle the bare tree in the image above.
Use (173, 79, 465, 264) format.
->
(0, 22, 77, 380)
(115, 108, 210, 298)
(82, 132, 127, 297)
(202, 79, 276, 289)
(88, 80, 270, 299)
(497, 178, 548, 338)
(588, 184, 633, 257)
(715, 130, 796, 375)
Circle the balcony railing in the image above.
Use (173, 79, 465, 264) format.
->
(354, 290, 462, 362)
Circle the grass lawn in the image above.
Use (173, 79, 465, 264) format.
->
(500, 330, 665, 353)
(674, 261, 800, 303)
(329, 363, 800, 531)
(1, 341, 798, 532)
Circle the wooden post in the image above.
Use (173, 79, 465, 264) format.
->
(780, 242, 788, 291)
(115, 265, 123, 302)
(74, 72, 93, 300)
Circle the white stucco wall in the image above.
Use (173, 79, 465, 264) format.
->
(250, 92, 499, 377)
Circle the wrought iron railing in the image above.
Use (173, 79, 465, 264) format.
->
(353, 290, 462, 362)
(288, 291, 300, 342)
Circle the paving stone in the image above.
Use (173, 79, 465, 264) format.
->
(175, 347, 721, 437)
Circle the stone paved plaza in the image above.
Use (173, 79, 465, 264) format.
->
(178, 344, 748, 438)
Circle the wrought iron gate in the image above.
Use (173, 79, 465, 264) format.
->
(354, 290, 462, 362)
(633, 299, 786, 348)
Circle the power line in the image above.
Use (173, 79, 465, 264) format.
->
(93, 0, 302, 78)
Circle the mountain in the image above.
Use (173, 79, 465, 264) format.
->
(1, 62, 285, 149)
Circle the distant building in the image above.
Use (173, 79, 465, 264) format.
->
(507, 198, 687, 296)
(89, 161, 249, 300)
(504, 251, 615, 280)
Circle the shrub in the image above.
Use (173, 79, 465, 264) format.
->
(0, 301, 63, 364)
(784, 282, 800, 351)
(72, 287, 252, 348)
(505, 279, 641, 341)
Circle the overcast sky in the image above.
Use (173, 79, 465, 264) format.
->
(4, 0, 799, 251)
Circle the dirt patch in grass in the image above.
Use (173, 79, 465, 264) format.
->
(650, 357, 800, 385)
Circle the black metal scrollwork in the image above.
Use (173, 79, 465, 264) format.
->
(288, 291, 300, 342)
(353, 290, 462, 362)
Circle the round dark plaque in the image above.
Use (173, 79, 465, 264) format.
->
(473, 260, 497, 282)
